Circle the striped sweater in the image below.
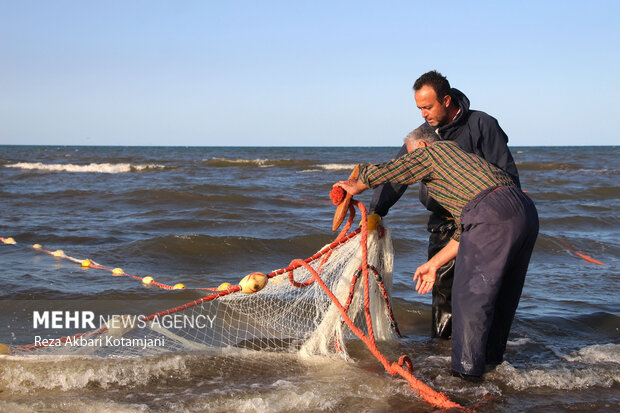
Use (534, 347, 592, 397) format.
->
(359, 141, 516, 240)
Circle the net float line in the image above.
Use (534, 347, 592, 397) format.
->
(3, 211, 385, 358)
(0, 237, 183, 290)
(0, 211, 368, 355)
(0, 208, 361, 293)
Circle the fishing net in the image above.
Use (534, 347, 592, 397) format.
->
(6, 227, 396, 360)
(1, 201, 462, 410)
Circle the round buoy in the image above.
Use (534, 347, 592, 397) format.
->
(142, 276, 154, 285)
(0, 343, 9, 355)
(239, 272, 268, 294)
(112, 268, 124, 276)
(4, 238, 16, 245)
(32, 244, 42, 250)
(217, 282, 232, 291)
(81, 259, 92, 268)
(52, 250, 65, 258)
(173, 283, 185, 290)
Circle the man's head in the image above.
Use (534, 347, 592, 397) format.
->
(405, 124, 439, 152)
(413, 70, 457, 128)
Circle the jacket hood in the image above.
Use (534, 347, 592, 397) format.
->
(449, 88, 470, 114)
(437, 88, 470, 138)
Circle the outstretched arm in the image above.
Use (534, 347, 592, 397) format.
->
(369, 143, 409, 216)
(413, 239, 459, 295)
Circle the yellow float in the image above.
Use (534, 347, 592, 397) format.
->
(239, 272, 268, 294)
(217, 282, 232, 291)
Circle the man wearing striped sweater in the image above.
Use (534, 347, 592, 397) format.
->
(334, 125, 539, 378)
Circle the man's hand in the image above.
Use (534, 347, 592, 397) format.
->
(414, 238, 459, 295)
(333, 178, 368, 196)
(413, 261, 437, 295)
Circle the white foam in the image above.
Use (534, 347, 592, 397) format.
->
(233, 390, 338, 413)
(4, 162, 165, 173)
(206, 157, 275, 167)
(186, 361, 408, 413)
(0, 399, 149, 413)
(318, 163, 358, 171)
(562, 343, 620, 364)
(498, 358, 620, 391)
(425, 355, 451, 363)
(506, 337, 531, 346)
(433, 371, 501, 397)
(0, 354, 188, 392)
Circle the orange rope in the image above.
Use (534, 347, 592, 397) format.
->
(549, 236, 607, 265)
(286, 200, 467, 411)
(141, 285, 243, 321)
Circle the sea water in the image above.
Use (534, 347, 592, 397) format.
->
(0, 145, 618, 412)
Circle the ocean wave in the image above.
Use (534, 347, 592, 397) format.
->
(114, 188, 252, 207)
(4, 162, 167, 174)
(121, 233, 334, 265)
(202, 157, 356, 171)
(561, 343, 620, 364)
(0, 350, 410, 412)
(297, 163, 358, 173)
(0, 354, 190, 392)
(517, 161, 618, 174)
(499, 354, 620, 390)
(317, 163, 358, 171)
(204, 157, 314, 168)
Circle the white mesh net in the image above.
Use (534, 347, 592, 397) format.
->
(11, 229, 396, 359)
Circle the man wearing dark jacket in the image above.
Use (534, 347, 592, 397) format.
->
(369, 70, 521, 339)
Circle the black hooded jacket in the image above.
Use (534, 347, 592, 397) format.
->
(369, 88, 521, 228)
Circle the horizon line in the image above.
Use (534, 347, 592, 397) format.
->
(1, 144, 618, 148)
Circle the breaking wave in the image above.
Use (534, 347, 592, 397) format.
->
(204, 157, 313, 168)
(4, 162, 167, 173)
(316, 163, 358, 171)
(499, 343, 620, 391)
(203, 157, 356, 171)
(0, 354, 189, 392)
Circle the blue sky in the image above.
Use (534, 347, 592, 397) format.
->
(1, 1, 618, 146)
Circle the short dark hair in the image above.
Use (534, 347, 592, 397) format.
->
(413, 70, 451, 100)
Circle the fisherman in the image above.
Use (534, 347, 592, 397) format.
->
(368, 71, 521, 340)
(335, 125, 538, 378)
